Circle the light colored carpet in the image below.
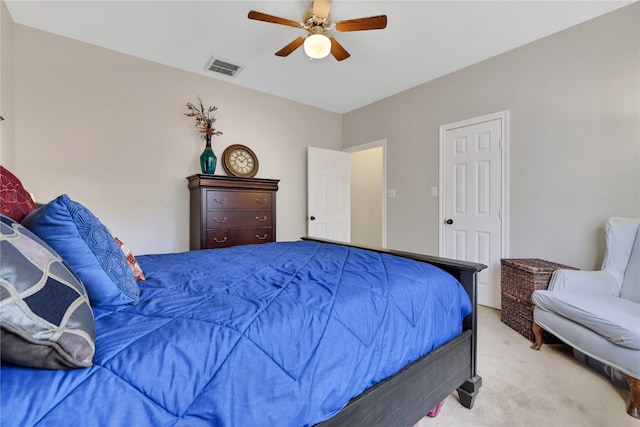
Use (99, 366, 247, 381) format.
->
(416, 306, 638, 427)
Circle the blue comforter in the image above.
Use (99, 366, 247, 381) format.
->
(1, 241, 471, 426)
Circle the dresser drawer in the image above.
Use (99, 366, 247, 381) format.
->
(206, 191, 272, 210)
(206, 210, 272, 228)
(206, 228, 273, 248)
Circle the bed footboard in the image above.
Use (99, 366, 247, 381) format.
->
(304, 237, 486, 426)
(317, 331, 475, 427)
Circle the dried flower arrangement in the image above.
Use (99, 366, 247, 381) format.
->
(185, 95, 223, 140)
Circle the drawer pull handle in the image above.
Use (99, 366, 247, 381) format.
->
(255, 198, 267, 204)
(214, 217, 228, 223)
(213, 237, 228, 243)
(213, 198, 227, 204)
(256, 216, 267, 222)
(255, 234, 268, 240)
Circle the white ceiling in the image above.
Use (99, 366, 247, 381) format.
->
(5, 0, 634, 114)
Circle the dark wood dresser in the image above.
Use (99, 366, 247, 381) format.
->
(187, 174, 279, 250)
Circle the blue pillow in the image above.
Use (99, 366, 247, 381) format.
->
(22, 194, 139, 306)
(1, 214, 96, 369)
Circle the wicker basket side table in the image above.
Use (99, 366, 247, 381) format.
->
(500, 258, 578, 341)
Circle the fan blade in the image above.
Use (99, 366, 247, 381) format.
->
(248, 10, 301, 28)
(275, 37, 306, 57)
(335, 15, 387, 32)
(329, 37, 350, 61)
(312, 0, 331, 19)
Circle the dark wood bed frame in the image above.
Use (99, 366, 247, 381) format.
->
(302, 238, 486, 427)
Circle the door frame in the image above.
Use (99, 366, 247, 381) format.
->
(344, 139, 388, 248)
(438, 110, 510, 260)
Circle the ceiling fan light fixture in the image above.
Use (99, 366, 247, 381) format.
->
(303, 34, 331, 59)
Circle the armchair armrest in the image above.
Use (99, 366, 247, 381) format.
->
(547, 269, 620, 296)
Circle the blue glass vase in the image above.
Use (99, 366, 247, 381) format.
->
(200, 135, 217, 174)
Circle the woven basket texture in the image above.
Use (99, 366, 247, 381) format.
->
(500, 258, 577, 341)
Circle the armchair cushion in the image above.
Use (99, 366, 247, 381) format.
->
(547, 269, 620, 296)
(532, 290, 640, 350)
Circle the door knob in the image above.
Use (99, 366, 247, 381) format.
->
(310, 216, 316, 221)
(445, 219, 453, 225)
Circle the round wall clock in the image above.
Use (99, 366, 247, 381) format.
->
(222, 144, 259, 178)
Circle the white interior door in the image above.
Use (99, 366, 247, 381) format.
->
(440, 113, 507, 309)
(307, 147, 351, 242)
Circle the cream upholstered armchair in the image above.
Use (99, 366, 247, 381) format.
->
(531, 217, 640, 418)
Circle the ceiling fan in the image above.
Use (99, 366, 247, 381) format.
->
(248, 0, 387, 61)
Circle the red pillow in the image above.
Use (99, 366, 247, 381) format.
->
(1, 166, 36, 222)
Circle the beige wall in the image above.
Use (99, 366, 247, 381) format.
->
(0, 0, 15, 168)
(12, 25, 342, 254)
(343, 3, 640, 269)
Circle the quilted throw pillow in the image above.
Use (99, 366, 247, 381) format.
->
(0, 166, 36, 222)
(21, 194, 139, 306)
(0, 214, 95, 369)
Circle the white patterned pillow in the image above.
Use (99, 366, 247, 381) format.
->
(109, 230, 145, 281)
(0, 214, 95, 369)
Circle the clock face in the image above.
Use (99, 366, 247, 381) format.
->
(222, 144, 259, 178)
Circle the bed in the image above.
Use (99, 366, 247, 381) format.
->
(0, 192, 485, 427)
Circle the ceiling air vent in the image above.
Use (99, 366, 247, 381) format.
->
(206, 57, 244, 77)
